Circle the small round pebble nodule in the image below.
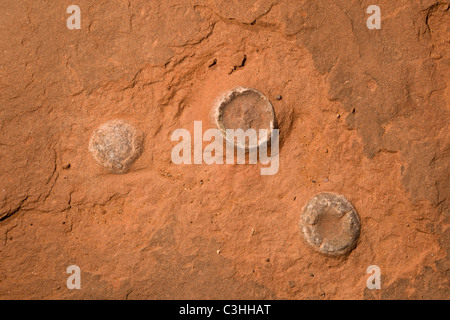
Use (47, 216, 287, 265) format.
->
(89, 120, 143, 174)
(300, 193, 361, 256)
(214, 87, 276, 150)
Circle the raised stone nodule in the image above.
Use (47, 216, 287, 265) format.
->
(214, 87, 276, 150)
(89, 119, 143, 174)
(300, 193, 361, 256)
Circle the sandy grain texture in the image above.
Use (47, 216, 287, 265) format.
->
(0, 0, 448, 299)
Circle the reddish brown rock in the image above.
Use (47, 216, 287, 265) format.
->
(0, 0, 448, 300)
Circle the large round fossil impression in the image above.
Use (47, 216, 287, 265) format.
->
(300, 193, 361, 256)
(89, 119, 143, 174)
(214, 87, 276, 150)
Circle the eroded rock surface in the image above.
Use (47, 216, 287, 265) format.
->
(0, 0, 448, 299)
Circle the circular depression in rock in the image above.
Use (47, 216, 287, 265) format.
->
(88, 120, 143, 173)
(214, 87, 276, 150)
(300, 193, 361, 256)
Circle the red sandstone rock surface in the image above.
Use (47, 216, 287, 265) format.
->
(0, 0, 448, 299)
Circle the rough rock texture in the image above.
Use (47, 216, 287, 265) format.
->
(0, 0, 448, 299)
